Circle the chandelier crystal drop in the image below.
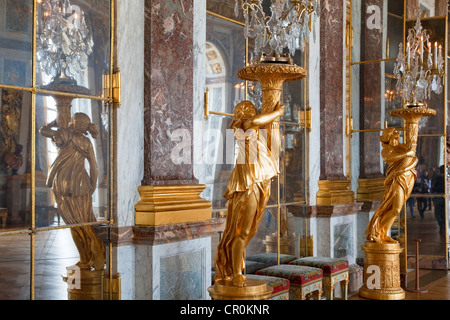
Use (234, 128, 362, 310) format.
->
(393, 16, 444, 106)
(235, 0, 320, 62)
(36, 0, 94, 81)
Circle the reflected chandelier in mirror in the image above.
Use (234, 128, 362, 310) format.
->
(393, 16, 445, 106)
(235, 0, 320, 61)
(36, 0, 94, 81)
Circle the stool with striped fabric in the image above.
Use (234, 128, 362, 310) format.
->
(289, 257, 349, 300)
(244, 260, 270, 274)
(255, 264, 323, 300)
(246, 253, 297, 266)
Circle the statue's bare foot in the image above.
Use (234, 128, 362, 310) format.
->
(382, 236, 398, 244)
(367, 233, 381, 243)
(232, 274, 246, 287)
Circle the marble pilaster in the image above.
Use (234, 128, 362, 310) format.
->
(143, 0, 197, 186)
(138, 0, 211, 225)
(319, 0, 346, 182)
(317, 0, 355, 206)
(435, 0, 449, 16)
(405, 0, 420, 19)
(131, 0, 212, 300)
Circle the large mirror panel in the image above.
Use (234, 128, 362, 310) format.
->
(404, 17, 446, 136)
(351, 0, 404, 64)
(0, 89, 32, 231)
(408, 136, 447, 258)
(34, 228, 110, 300)
(35, 0, 111, 98)
(35, 94, 110, 228)
(0, 0, 33, 88)
(0, 233, 30, 299)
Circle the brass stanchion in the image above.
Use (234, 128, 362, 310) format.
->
(406, 238, 428, 293)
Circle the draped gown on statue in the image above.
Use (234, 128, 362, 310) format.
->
(46, 126, 105, 271)
(214, 127, 279, 281)
(366, 140, 417, 243)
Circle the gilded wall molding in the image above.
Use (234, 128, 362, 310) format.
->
(356, 177, 386, 202)
(134, 184, 212, 226)
(316, 179, 355, 206)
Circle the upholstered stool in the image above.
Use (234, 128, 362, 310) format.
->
(244, 260, 270, 274)
(255, 264, 323, 300)
(246, 274, 290, 300)
(246, 253, 297, 266)
(289, 257, 349, 300)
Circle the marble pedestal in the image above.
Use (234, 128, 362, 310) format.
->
(134, 236, 211, 300)
(315, 203, 362, 265)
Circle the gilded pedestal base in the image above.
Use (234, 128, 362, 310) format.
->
(62, 268, 104, 300)
(208, 278, 272, 300)
(359, 242, 405, 300)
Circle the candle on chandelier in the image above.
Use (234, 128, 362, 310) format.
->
(435, 42, 438, 66)
(407, 42, 411, 67)
(439, 44, 442, 66)
(428, 42, 431, 64)
(420, 36, 423, 61)
(234, 84, 239, 101)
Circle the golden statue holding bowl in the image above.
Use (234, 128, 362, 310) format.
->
(214, 101, 284, 287)
(366, 127, 417, 244)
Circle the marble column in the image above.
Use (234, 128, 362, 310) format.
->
(317, 0, 354, 205)
(142, 0, 196, 186)
(131, 0, 213, 300)
(136, 0, 211, 225)
(405, 0, 419, 19)
(314, 2, 362, 286)
(435, 0, 449, 16)
(356, 0, 385, 202)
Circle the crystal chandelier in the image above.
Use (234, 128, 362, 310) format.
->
(235, 0, 320, 62)
(36, 0, 94, 81)
(393, 16, 445, 107)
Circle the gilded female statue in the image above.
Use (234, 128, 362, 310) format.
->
(40, 113, 105, 271)
(214, 100, 284, 287)
(366, 127, 418, 244)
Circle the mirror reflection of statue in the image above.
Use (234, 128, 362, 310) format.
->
(366, 128, 417, 243)
(4, 144, 23, 175)
(214, 100, 284, 287)
(40, 113, 105, 271)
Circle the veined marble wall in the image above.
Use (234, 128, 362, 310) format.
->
(114, 0, 213, 300)
(135, 238, 211, 300)
(319, 0, 347, 181)
(113, 0, 145, 300)
(116, 0, 145, 227)
(317, 213, 358, 265)
(350, 0, 361, 193)
(192, 0, 207, 190)
(307, 14, 321, 206)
